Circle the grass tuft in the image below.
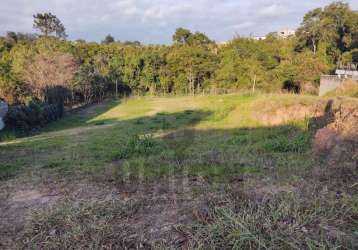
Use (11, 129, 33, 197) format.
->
(114, 134, 165, 160)
(21, 200, 142, 249)
(187, 192, 358, 249)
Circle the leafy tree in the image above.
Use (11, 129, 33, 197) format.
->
(108, 50, 125, 96)
(0, 58, 24, 104)
(296, 8, 323, 54)
(1, 2, 357, 107)
(173, 28, 192, 45)
(296, 2, 358, 62)
(4, 32, 18, 47)
(173, 28, 212, 47)
(123, 41, 141, 46)
(102, 34, 115, 44)
(33, 12, 67, 39)
(74, 65, 93, 104)
(168, 45, 217, 94)
(215, 38, 267, 92)
(341, 48, 358, 64)
(17, 41, 77, 103)
(188, 32, 212, 46)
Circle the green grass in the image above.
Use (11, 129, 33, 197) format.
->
(0, 130, 16, 142)
(0, 94, 320, 182)
(2, 93, 358, 249)
(0, 164, 18, 180)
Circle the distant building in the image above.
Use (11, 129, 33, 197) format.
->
(251, 28, 296, 41)
(217, 41, 229, 46)
(275, 29, 296, 38)
(319, 63, 358, 96)
(253, 36, 266, 41)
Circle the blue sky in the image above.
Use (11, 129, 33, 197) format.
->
(1, 0, 358, 44)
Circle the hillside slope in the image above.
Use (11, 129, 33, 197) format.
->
(0, 94, 357, 249)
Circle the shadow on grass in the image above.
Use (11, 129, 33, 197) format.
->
(0, 101, 326, 184)
(3, 100, 357, 250)
(0, 109, 212, 180)
(108, 122, 316, 184)
(43, 99, 123, 132)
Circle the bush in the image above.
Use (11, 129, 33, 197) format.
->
(4, 102, 64, 134)
(114, 134, 163, 159)
(263, 132, 311, 153)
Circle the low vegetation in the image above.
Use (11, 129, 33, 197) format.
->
(4, 102, 64, 135)
(1, 94, 357, 249)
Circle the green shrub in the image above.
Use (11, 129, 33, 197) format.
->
(4, 102, 64, 135)
(0, 130, 16, 142)
(114, 134, 163, 159)
(263, 132, 311, 153)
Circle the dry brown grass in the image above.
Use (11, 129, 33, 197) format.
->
(326, 80, 358, 98)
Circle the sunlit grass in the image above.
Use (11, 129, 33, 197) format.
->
(0, 93, 322, 182)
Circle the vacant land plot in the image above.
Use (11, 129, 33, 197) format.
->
(1, 94, 357, 249)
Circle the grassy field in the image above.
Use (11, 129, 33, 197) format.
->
(1, 94, 357, 249)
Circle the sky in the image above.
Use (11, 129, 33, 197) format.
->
(1, 0, 358, 44)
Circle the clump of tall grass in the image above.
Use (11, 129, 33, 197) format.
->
(187, 191, 358, 249)
(21, 200, 142, 249)
(114, 134, 164, 160)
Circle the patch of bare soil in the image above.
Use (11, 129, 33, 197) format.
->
(254, 100, 326, 126)
(310, 99, 358, 199)
(55, 123, 115, 137)
(313, 99, 358, 169)
(0, 175, 211, 249)
(120, 178, 207, 247)
(0, 186, 61, 248)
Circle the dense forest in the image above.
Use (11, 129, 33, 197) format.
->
(0, 2, 357, 106)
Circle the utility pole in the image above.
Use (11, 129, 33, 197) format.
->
(252, 74, 257, 94)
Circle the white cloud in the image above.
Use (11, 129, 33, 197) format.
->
(0, 0, 357, 44)
(257, 4, 288, 18)
(230, 22, 255, 30)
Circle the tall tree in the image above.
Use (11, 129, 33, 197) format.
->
(33, 13, 67, 39)
(296, 8, 323, 54)
(173, 28, 192, 45)
(188, 32, 212, 46)
(173, 28, 212, 46)
(102, 34, 115, 44)
(21, 49, 77, 103)
(296, 2, 357, 61)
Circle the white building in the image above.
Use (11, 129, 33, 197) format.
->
(276, 29, 296, 38)
(251, 28, 295, 41)
(253, 36, 267, 41)
(319, 63, 358, 96)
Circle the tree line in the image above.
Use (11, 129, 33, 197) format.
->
(0, 2, 357, 106)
